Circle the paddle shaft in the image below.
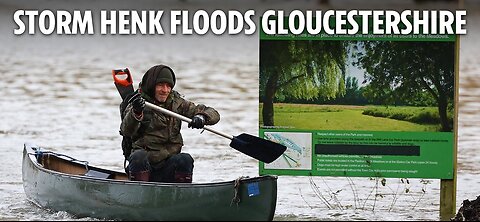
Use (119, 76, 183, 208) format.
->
(144, 102, 234, 140)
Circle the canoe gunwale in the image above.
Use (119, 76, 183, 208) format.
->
(24, 143, 277, 187)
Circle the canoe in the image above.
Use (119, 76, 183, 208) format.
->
(22, 143, 278, 221)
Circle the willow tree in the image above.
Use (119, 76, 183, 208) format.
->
(260, 40, 348, 126)
(356, 41, 455, 132)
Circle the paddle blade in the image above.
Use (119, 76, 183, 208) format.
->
(229, 133, 287, 163)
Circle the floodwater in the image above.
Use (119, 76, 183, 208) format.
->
(0, 0, 479, 221)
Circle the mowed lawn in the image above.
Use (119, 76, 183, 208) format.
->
(259, 103, 440, 131)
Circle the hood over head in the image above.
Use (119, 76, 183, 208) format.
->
(140, 65, 176, 99)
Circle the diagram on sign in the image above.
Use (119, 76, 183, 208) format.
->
(264, 132, 312, 170)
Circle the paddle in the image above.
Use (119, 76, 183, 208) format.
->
(112, 68, 287, 163)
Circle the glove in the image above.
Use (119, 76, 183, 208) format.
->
(188, 114, 205, 129)
(128, 91, 145, 114)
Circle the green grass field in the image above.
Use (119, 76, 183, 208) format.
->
(259, 103, 441, 132)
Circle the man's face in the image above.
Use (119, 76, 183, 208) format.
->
(155, 82, 172, 102)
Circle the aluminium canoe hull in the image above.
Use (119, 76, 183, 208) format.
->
(22, 143, 277, 221)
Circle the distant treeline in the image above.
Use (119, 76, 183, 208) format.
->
(363, 106, 454, 126)
(260, 76, 437, 107)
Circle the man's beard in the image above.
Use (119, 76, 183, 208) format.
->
(156, 94, 169, 103)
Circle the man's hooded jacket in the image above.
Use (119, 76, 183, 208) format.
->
(121, 65, 220, 164)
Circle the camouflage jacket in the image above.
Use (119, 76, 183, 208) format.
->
(121, 90, 220, 164)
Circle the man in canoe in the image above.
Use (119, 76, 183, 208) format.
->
(120, 64, 220, 183)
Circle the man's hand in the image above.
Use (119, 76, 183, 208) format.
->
(128, 91, 145, 114)
(188, 114, 205, 129)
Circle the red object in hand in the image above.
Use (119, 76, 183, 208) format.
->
(112, 68, 133, 87)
